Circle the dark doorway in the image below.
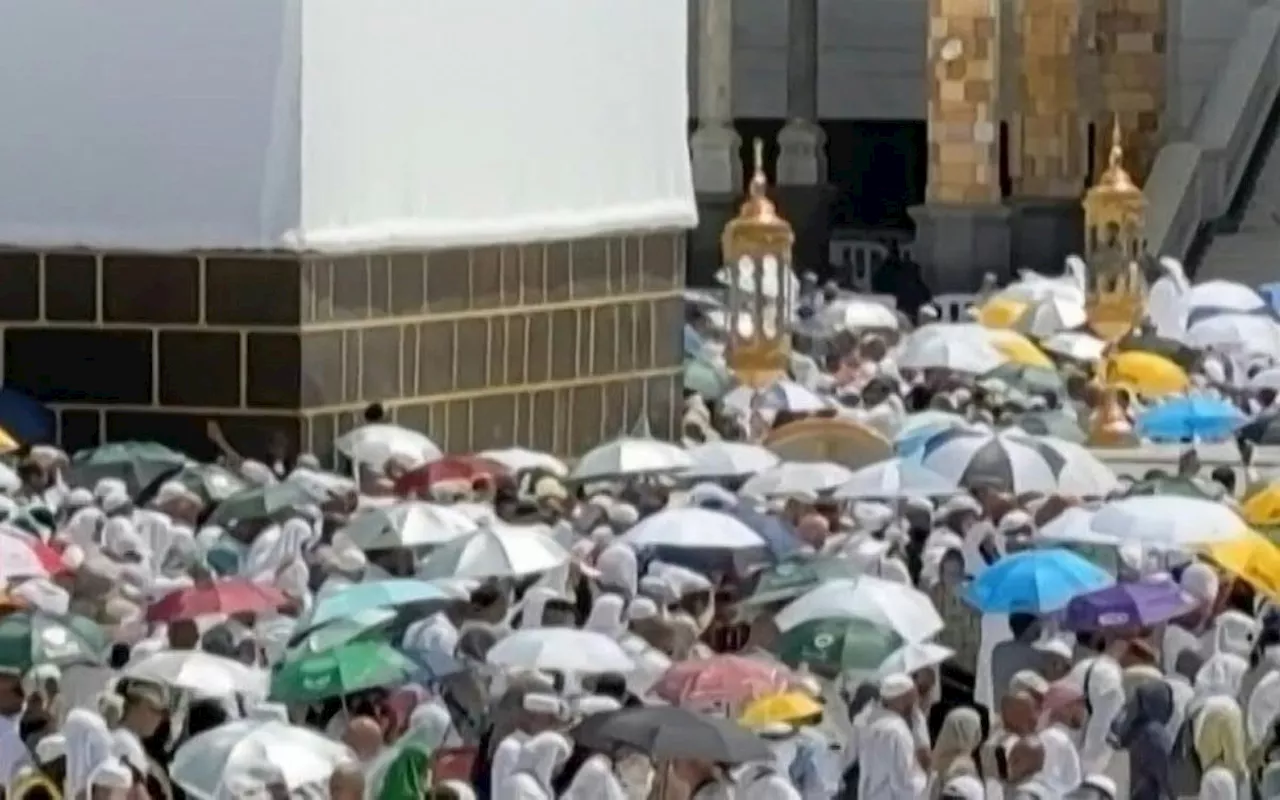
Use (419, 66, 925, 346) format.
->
(827, 120, 926, 231)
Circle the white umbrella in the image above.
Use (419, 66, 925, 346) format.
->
(820, 299, 900, 331)
(1186, 280, 1267, 315)
(486, 628, 634, 674)
(896, 326, 1005, 373)
(1249, 367, 1280, 391)
(1041, 331, 1107, 363)
(1033, 437, 1120, 497)
(335, 424, 442, 470)
(1187, 314, 1280, 356)
(1015, 296, 1087, 337)
(776, 576, 944, 642)
(722, 380, 829, 416)
(170, 719, 354, 800)
(0, 463, 19, 494)
(339, 501, 478, 551)
(684, 442, 781, 480)
(874, 641, 955, 679)
(1037, 507, 1118, 546)
(739, 461, 853, 499)
(571, 436, 692, 482)
(620, 507, 765, 552)
(1085, 496, 1248, 547)
(417, 522, 570, 580)
(914, 428, 1063, 494)
(478, 447, 568, 477)
(0, 533, 49, 581)
(124, 650, 267, 699)
(834, 458, 957, 500)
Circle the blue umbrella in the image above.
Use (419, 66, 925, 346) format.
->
(966, 549, 1113, 613)
(1135, 395, 1246, 443)
(0, 388, 54, 444)
(717, 504, 802, 560)
(306, 579, 452, 628)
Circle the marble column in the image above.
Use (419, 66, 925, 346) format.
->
(910, 0, 1012, 293)
(1009, 0, 1089, 274)
(688, 0, 743, 285)
(1094, 0, 1166, 182)
(775, 0, 833, 280)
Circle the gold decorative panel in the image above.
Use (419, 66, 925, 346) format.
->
(926, 0, 1001, 204)
(1013, 0, 1088, 197)
(1094, 0, 1165, 180)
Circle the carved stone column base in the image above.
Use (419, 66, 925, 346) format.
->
(776, 118, 827, 187)
(1010, 197, 1085, 276)
(690, 122, 743, 196)
(908, 203, 1013, 293)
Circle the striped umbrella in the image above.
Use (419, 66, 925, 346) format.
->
(916, 428, 1065, 494)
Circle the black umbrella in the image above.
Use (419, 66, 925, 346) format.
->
(571, 707, 770, 764)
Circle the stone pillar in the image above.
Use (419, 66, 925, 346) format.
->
(776, 0, 834, 280)
(910, 0, 1012, 293)
(688, 0, 743, 285)
(1009, 0, 1089, 274)
(1093, 0, 1166, 181)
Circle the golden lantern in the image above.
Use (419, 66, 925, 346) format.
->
(1082, 118, 1147, 448)
(722, 139, 797, 390)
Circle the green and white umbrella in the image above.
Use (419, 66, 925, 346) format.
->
(270, 640, 416, 704)
(69, 441, 187, 496)
(741, 556, 861, 609)
(0, 611, 106, 672)
(207, 481, 330, 526)
(773, 617, 902, 676)
(339, 502, 477, 552)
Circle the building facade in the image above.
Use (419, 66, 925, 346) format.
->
(689, 0, 1266, 291)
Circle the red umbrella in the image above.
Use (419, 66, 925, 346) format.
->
(394, 455, 509, 497)
(147, 579, 287, 623)
(0, 529, 67, 575)
(653, 655, 792, 709)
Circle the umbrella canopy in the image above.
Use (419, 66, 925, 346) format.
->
(1240, 412, 1280, 446)
(147, 579, 288, 623)
(1245, 483, 1280, 528)
(1012, 411, 1085, 443)
(1062, 581, 1199, 631)
(1031, 437, 1120, 497)
(572, 706, 771, 764)
(741, 555, 862, 609)
(1136, 396, 1247, 443)
(894, 412, 969, 456)
(776, 576, 943, 642)
(393, 456, 509, 497)
(125, 650, 267, 698)
(819, 298, 900, 331)
(875, 642, 955, 679)
(834, 457, 957, 500)
(486, 628, 634, 674)
(896, 326, 1005, 373)
(739, 461, 853, 499)
(965, 548, 1113, 613)
(1041, 331, 1107, 363)
(739, 691, 824, 728)
(915, 427, 1066, 494)
(1014, 296, 1087, 337)
(571, 431, 692, 482)
(723, 380, 830, 416)
(339, 502, 478, 551)
(983, 363, 1066, 398)
(619, 507, 770, 572)
(1087, 496, 1249, 547)
(1124, 475, 1216, 500)
(683, 442, 780, 480)
(0, 610, 105, 671)
(69, 441, 187, 496)
(335, 424, 442, 470)
(0, 532, 52, 581)
(0, 388, 54, 445)
(477, 447, 568, 478)
(1185, 279, 1268, 315)
(1204, 533, 1280, 601)
(1187, 313, 1280, 357)
(417, 523, 570, 581)
(163, 463, 249, 505)
(773, 617, 902, 676)
(287, 608, 397, 656)
(978, 296, 1030, 329)
(271, 640, 417, 703)
(1101, 351, 1190, 398)
(206, 481, 330, 526)
(682, 358, 734, 401)
(170, 719, 354, 800)
(304, 579, 452, 628)
(652, 655, 792, 708)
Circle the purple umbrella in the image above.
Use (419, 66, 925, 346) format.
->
(1062, 581, 1198, 631)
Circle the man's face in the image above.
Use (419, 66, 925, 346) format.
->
(0, 675, 24, 714)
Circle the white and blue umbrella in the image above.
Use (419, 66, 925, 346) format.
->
(914, 428, 1066, 494)
(834, 458, 957, 500)
(619, 507, 773, 572)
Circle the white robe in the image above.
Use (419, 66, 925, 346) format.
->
(562, 755, 628, 800)
(858, 710, 925, 800)
(1200, 766, 1240, 800)
(1067, 655, 1124, 775)
(1037, 723, 1083, 799)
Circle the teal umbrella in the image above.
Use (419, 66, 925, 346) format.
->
(168, 463, 250, 505)
(741, 555, 861, 609)
(206, 481, 330, 526)
(304, 579, 453, 628)
(0, 611, 107, 672)
(286, 608, 397, 658)
(683, 358, 733, 401)
(69, 441, 187, 496)
(271, 640, 417, 703)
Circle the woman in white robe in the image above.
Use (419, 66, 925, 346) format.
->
(585, 595, 628, 639)
(1195, 696, 1249, 800)
(496, 730, 572, 800)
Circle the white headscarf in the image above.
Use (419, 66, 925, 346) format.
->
(62, 506, 105, 547)
(499, 730, 572, 800)
(518, 587, 563, 630)
(562, 754, 629, 800)
(595, 544, 639, 598)
(585, 595, 627, 639)
(1194, 653, 1250, 709)
(63, 708, 114, 799)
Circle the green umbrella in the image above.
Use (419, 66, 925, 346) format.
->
(169, 463, 250, 505)
(69, 441, 187, 496)
(683, 358, 733, 401)
(742, 556, 861, 609)
(773, 617, 902, 677)
(270, 640, 416, 704)
(0, 611, 107, 672)
(983, 364, 1065, 398)
(1013, 411, 1085, 443)
(207, 481, 330, 526)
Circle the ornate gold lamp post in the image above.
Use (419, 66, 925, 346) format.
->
(1082, 119, 1147, 448)
(722, 139, 797, 390)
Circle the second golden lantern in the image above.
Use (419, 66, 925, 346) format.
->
(722, 139, 797, 390)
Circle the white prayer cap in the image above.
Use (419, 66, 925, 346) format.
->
(690, 483, 737, 510)
(648, 562, 712, 596)
(1011, 670, 1049, 695)
(998, 510, 1032, 532)
(574, 694, 622, 716)
(331, 546, 368, 574)
(1180, 562, 1220, 604)
(1080, 775, 1117, 799)
(638, 576, 677, 605)
(100, 490, 132, 515)
(918, 305, 940, 321)
(939, 494, 982, 516)
(153, 480, 197, 506)
(522, 692, 563, 716)
(852, 502, 894, 529)
(607, 503, 640, 527)
(878, 672, 915, 700)
(942, 776, 985, 800)
(628, 597, 659, 621)
(247, 701, 290, 722)
(93, 478, 128, 501)
(34, 733, 65, 763)
(1033, 634, 1074, 661)
(755, 721, 796, 738)
(239, 460, 276, 487)
(65, 488, 95, 510)
(91, 759, 134, 790)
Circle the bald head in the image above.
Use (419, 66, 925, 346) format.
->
(343, 716, 384, 761)
(1001, 690, 1039, 736)
(329, 762, 364, 800)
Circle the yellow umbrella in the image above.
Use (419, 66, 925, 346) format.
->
(986, 329, 1054, 369)
(1204, 533, 1280, 601)
(1244, 484, 1280, 529)
(978, 296, 1028, 329)
(739, 691, 824, 727)
(1103, 351, 1189, 398)
(0, 427, 16, 455)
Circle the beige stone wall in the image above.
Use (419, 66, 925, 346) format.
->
(926, 0, 1002, 205)
(1094, 0, 1166, 180)
(1013, 0, 1089, 197)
